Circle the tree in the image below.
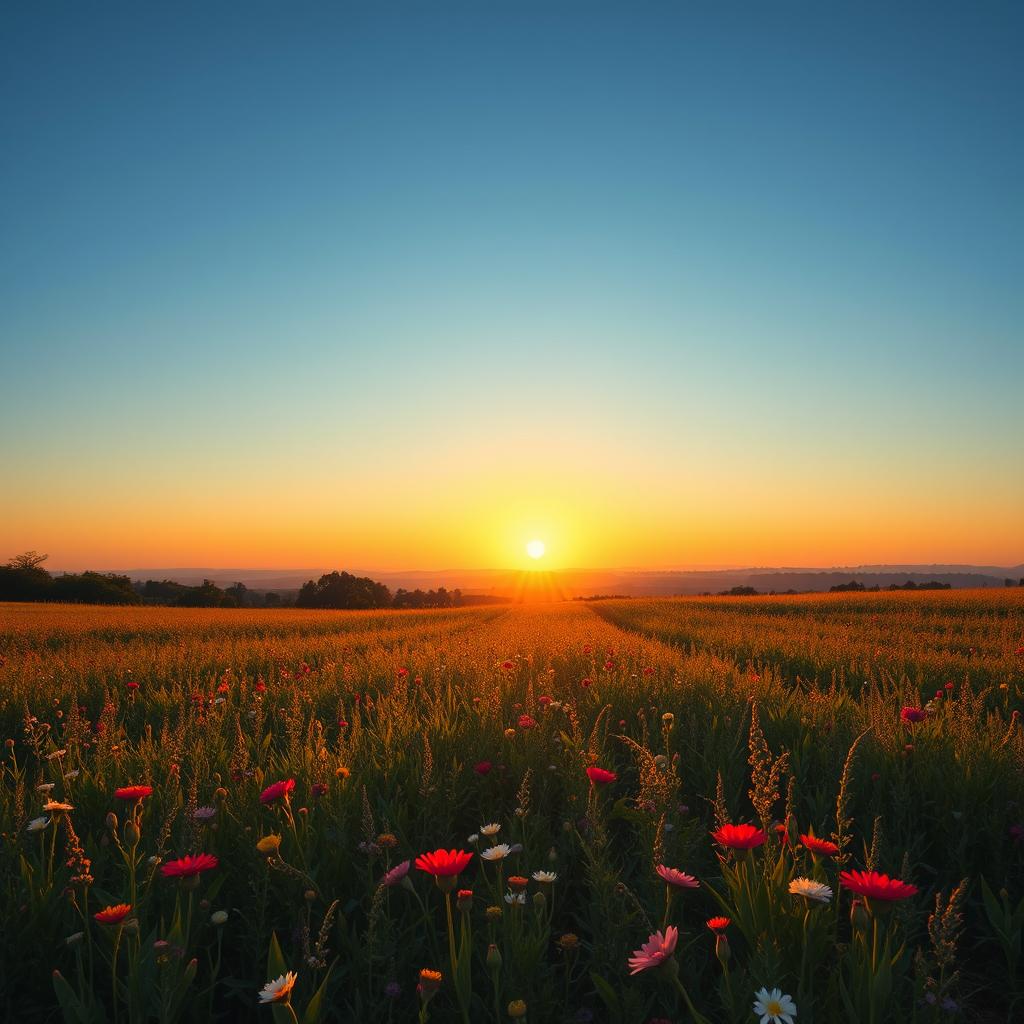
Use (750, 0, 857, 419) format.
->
(297, 571, 391, 610)
(7, 550, 48, 570)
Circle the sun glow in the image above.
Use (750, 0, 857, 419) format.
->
(526, 539, 546, 560)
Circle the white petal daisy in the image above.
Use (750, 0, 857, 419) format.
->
(753, 986, 797, 1024)
(258, 971, 298, 1004)
(480, 843, 511, 861)
(480, 822, 501, 836)
(788, 877, 832, 904)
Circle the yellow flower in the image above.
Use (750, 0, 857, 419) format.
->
(508, 999, 528, 1018)
(256, 834, 282, 856)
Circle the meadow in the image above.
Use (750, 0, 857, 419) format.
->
(0, 591, 1021, 1023)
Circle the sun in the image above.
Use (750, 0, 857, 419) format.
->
(526, 539, 546, 560)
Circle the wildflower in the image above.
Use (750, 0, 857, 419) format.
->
(507, 875, 528, 891)
(532, 870, 557, 884)
(789, 878, 832, 904)
(474, 761, 492, 776)
(486, 905, 502, 921)
(557, 933, 579, 952)
(311, 783, 328, 799)
(753, 987, 797, 1024)
(256, 834, 282, 856)
(36, 783, 55, 793)
(260, 779, 295, 804)
(193, 806, 217, 822)
(481, 844, 512, 862)
(415, 849, 473, 890)
(706, 916, 730, 934)
(258, 971, 297, 1004)
(126, 682, 140, 691)
(211, 910, 228, 926)
(94, 904, 133, 926)
(508, 1000, 527, 1018)
(380, 860, 411, 887)
(43, 801, 74, 813)
(586, 766, 617, 785)
(335, 766, 350, 779)
(580, 678, 593, 688)
(501, 660, 515, 670)
(627, 926, 678, 975)
(480, 822, 501, 837)
(656, 865, 699, 889)
(800, 833, 839, 858)
(518, 715, 537, 730)
(711, 823, 766, 850)
(161, 853, 219, 879)
(504, 728, 516, 740)
(504, 890, 526, 905)
(377, 832, 398, 849)
(65, 932, 85, 946)
(115, 785, 153, 802)
(900, 707, 926, 724)
(417, 968, 442, 1000)
(839, 870, 918, 906)
(457, 889, 473, 911)
(26, 816, 50, 833)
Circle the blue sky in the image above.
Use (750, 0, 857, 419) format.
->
(1, 3, 1021, 569)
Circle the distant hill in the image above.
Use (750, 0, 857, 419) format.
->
(81, 564, 1024, 599)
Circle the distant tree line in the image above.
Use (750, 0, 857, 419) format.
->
(829, 580, 954, 593)
(1, 554, 504, 610)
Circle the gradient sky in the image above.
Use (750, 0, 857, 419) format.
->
(2, 2, 1022, 572)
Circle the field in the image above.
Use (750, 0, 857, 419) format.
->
(1, 591, 1022, 1023)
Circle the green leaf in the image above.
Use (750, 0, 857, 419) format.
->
(590, 971, 622, 1021)
(301, 962, 335, 1024)
(52, 969, 89, 1024)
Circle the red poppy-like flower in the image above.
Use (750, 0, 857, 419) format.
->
(706, 916, 730, 934)
(217, 682, 230, 694)
(126, 681, 140, 691)
(642, 667, 654, 676)
(656, 865, 699, 889)
(580, 678, 593, 688)
(839, 870, 918, 902)
(415, 849, 473, 878)
(161, 853, 219, 878)
(474, 761, 492, 776)
(586, 766, 617, 786)
(900, 707, 926, 724)
(255, 681, 267, 693)
(501, 660, 515, 670)
(397, 667, 409, 677)
(801, 834, 840, 858)
(538, 695, 552, 707)
(311, 783, 328, 798)
(711, 823, 767, 850)
(518, 715, 537, 730)
(260, 779, 296, 804)
(94, 903, 133, 925)
(115, 785, 153, 802)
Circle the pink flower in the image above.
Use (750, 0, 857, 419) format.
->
(900, 707, 926, 724)
(628, 926, 678, 975)
(260, 779, 296, 804)
(518, 715, 537, 730)
(380, 860, 411, 887)
(656, 865, 699, 889)
(473, 761, 492, 776)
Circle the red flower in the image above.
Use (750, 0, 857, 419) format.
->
(311, 783, 328, 798)
(800, 834, 839, 858)
(473, 761, 492, 776)
(642, 667, 654, 676)
(397, 667, 409, 677)
(900, 707, 926, 724)
(586, 766, 617, 785)
(114, 785, 153, 802)
(706, 916, 730, 934)
(161, 853, 219, 878)
(580, 678, 593, 688)
(255, 681, 267, 693)
(126, 681, 140, 691)
(518, 715, 537, 730)
(839, 870, 918, 903)
(538, 695, 552, 707)
(260, 779, 296, 804)
(415, 849, 473, 878)
(501, 660, 515, 670)
(711, 823, 767, 850)
(94, 903, 133, 925)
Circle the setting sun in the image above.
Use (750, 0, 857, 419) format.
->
(526, 539, 546, 560)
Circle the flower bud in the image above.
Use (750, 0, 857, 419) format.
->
(124, 820, 140, 847)
(211, 910, 228, 926)
(486, 943, 502, 969)
(507, 1000, 527, 1019)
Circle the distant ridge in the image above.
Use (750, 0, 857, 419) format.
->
(54, 564, 1024, 599)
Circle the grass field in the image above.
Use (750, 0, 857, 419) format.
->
(1, 592, 1022, 1023)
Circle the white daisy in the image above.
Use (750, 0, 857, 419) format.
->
(753, 987, 797, 1024)
(258, 971, 298, 1004)
(480, 843, 512, 861)
(532, 870, 558, 883)
(788, 877, 832, 905)
(504, 890, 526, 905)
(26, 816, 50, 832)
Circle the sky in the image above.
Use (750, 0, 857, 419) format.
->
(1, 2, 1022, 573)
